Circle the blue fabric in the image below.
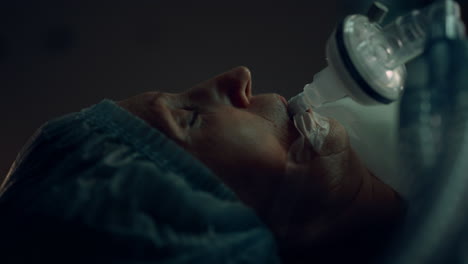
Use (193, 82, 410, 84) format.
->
(0, 100, 280, 263)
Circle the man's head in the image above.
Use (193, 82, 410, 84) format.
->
(117, 66, 403, 262)
(118, 66, 349, 209)
(118, 67, 298, 211)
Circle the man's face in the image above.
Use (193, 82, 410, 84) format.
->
(119, 66, 305, 213)
(118, 66, 402, 255)
(119, 65, 365, 221)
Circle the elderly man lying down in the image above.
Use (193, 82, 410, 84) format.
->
(0, 66, 403, 264)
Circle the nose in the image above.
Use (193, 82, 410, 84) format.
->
(213, 66, 252, 108)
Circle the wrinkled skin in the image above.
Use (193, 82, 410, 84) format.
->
(117, 66, 403, 263)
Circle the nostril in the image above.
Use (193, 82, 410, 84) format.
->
(245, 78, 252, 100)
(216, 66, 253, 108)
(235, 66, 252, 107)
(227, 86, 250, 108)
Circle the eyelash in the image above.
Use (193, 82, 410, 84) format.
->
(189, 110, 199, 127)
(183, 107, 199, 127)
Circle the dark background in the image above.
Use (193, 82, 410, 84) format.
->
(0, 0, 466, 182)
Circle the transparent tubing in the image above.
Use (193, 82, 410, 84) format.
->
(376, 0, 465, 70)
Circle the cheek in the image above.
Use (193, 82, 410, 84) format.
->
(192, 118, 287, 174)
(187, 114, 288, 208)
(248, 96, 297, 150)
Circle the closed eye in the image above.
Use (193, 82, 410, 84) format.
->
(182, 107, 199, 127)
(189, 110, 199, 127)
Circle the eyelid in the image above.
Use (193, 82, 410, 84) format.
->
(181, 106, 199, 128)
(189, 110, 199, 127)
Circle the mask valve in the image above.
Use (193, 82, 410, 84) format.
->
(288, 0, 466, 114)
